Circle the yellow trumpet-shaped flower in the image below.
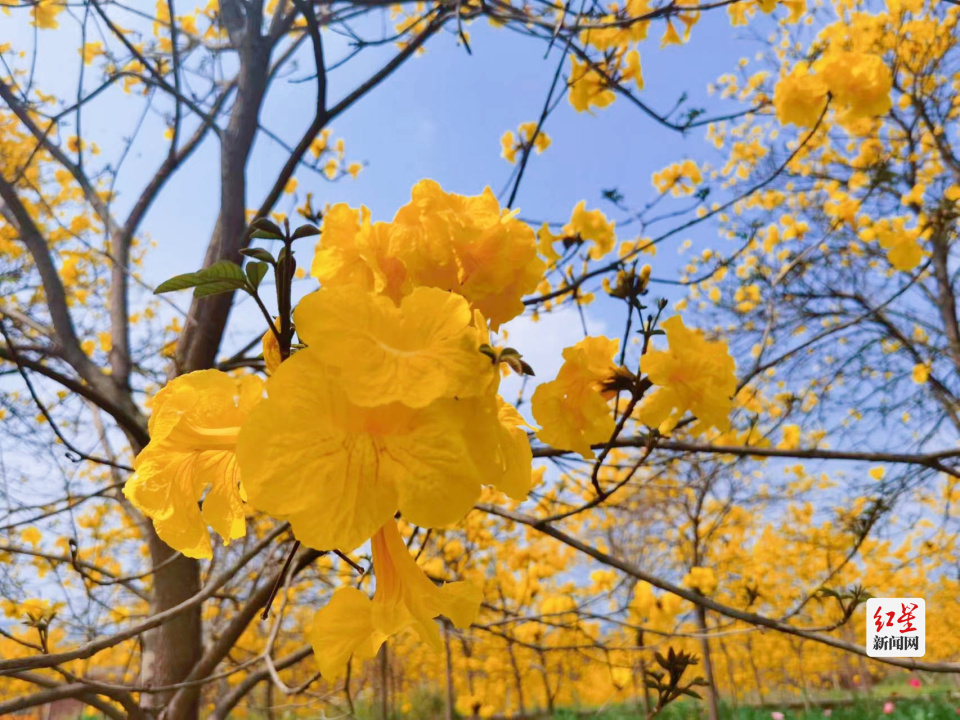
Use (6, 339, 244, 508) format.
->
(682, 566, 718, 595)
(532, 336, 620, 459)
(309, 203, 407, 301)
(564, 201, 616, 261)
(310, 181, 544, 330)
(816, 50, 892, 123)
(309, 520, 482, 679)
(568, 58, 617, 113)
(238, 357, 477, 551)
(123, 370, 264, 559)
(294, 286, 494, 408)
(488, 397, 535, 500)
(237, 353, 529, 551)
(773, 62, 828, 128)
(391, 180, 545, 329)
(636, 316, 736, 434)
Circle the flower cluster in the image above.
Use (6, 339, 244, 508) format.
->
(531, 336, 620, 459)
(310, 180, 545, 329)
(500, 121, 552, 164)
(636, 316, 737, 435)
(774, 50, 892, 127)
(124, 181, 542, 676)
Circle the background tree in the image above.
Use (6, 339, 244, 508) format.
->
(2, 0, 960, 718)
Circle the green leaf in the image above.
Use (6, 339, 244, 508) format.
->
(240, 248, 277, 264)
(193, 280, 248, 298)
(156, 272, 202, 294)
(291, 224, 320, 240)
(251, 229, 281, 240)
(249, 218, 284, 240)
(155, 260, 249, 297)
(246, 261, 269, 289)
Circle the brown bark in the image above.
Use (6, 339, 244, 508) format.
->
(696, 605, 721, 720)
(175, 9, 271, 376)
(153, 6, 271, 718)
(444, 623, 456, 720)
(930, 222, 960, 375)
(140, 533, 202, 719)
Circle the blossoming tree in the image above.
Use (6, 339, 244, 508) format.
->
(1, 0, 959, 718)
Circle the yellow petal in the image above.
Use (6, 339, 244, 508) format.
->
(294, 286, 492, 408)
(123, 371, 263, 558)
(125, 450, 213, 559)
(238, 351, 486, 550)
(309, 587, 385, 679)
(370, 522, 481, 648)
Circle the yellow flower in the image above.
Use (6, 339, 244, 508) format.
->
(773, 63, 828, 127)
(778, 424, 800, 450)
(636, 316, 736, 434)
(518, 121, 551, 153)
(21, 527, 42, 547)
(817, 51, 892, 123)
(623, 49, 644, 90)
(564, 201, 616, 260)
(293, 286, 494, 408)
(310, 521, 481, 679)
(501, 130, 518, 163)
(869, 466, 885, 481)
(123, 370, 264, 559)
(311, 183, 544, 330)
(389, 180, 546, 329)
(310, 203, 406, 300)
(912, 363, 930, 384)
(284, 177, 298, 194)
(489, 397, 535, 500)
(629, 581, 683, 631)
(660, 20, 682, 47)
(532, 336, 619, 459)
(682, 566, 718, 595)
(238, 354, 509, 551)
(538, 222, 561, 263)
(569, 58, 616, 113)
(881, 235, 922, 271)
(6, 598, 60, 625)
(33, 0, 64, 29)
(262, 323, 282, 375)
(80, 42, 104, 65)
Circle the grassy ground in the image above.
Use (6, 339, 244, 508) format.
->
(551, 694, 960, 720)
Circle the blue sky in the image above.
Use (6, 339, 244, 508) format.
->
(1, 1, 772, 416)
(6, 2, 758, 279)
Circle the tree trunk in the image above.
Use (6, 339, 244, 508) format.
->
(380, 642, 390, 720)
(444, 623, 455, 720)
(140, 531, 202, 720)
(696, 605, 721, 720)
(158, 12, 271, 720)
